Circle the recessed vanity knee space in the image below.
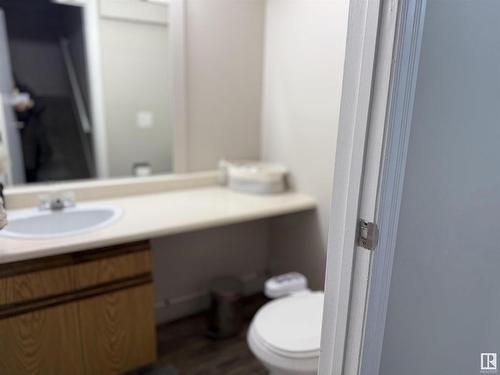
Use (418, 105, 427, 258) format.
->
(0, 173, 316, 374)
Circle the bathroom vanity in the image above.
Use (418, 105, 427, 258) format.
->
(0, 241, 156, 374)
(0, 183, 315, 263)
(0, 175, 316, 374)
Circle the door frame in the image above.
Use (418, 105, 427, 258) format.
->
(82, 0, 109, 179)
(360, 0, 426, 373)
(72, 0, 188, 177)
(168, 0, 189, 173)
(0, 9, 25, 185)
(318, 0, 385, 372)
(319, 0, 427, 374)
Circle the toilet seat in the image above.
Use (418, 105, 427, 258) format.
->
(247, 291, 324, 374)
(248, 325, 319, 374)
(252, 291, 324, 358)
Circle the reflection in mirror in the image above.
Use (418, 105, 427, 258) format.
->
(0, 0, 172, 186)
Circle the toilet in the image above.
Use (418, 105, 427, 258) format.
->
(247, 273, 324, 375)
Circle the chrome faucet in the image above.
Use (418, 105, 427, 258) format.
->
(38, 191, 76, 211)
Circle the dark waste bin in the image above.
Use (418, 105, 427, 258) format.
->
(207, 277, 243, 339)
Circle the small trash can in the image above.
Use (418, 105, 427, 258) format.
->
(207, 277, 244, 339)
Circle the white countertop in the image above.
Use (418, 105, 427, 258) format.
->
(0, 186, 316, 264)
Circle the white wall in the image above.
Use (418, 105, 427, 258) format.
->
(261, 0, 349, 288)
(184, 0, 265, 171)
(99, 15, 173, 177)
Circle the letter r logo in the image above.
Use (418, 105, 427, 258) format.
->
(482, 353, 497, 371)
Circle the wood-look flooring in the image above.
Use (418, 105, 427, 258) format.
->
(133, 294, 268, 375)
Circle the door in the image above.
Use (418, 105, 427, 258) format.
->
(78, 285, 157, 375)
(0, 9, 24, 185)
(361, 1, 500, 374)
(0, 301, 85, 374)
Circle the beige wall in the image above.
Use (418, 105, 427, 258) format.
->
(151, 1, 268, 323)
(99, 0, 265, 176)
(184, 0, 265, 171)
(99, 15, 173, 177)
(151, 0, 348, 323)
(261, 0, 349, 289)
(152, 220, 270, 323)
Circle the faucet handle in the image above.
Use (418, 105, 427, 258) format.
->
(38, 191, 76, 211)
(60, 191, 76, 208)
(38, 194, 51, 210)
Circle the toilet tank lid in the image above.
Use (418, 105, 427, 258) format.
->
(253, 291, 324, 355)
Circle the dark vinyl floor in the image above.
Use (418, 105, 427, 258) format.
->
(137, 294, 268, 375)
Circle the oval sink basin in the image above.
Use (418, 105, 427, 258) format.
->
(0, 204, 122, 239)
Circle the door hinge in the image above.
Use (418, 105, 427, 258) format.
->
(358, 220, 379, 250)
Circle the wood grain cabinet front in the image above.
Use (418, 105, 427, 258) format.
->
(0, 301, 86, 375)
(0, 241, 157, 375)
(79, 284, 157, 375)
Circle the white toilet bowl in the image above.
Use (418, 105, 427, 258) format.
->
(247, 291, 324, 375)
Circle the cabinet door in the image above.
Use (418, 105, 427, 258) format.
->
(78, 284, 157, 375)
(0, 302, 85, 375)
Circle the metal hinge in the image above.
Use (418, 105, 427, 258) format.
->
(358, 220, 379, 250)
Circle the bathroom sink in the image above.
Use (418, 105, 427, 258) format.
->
(0, 204, 122, 239)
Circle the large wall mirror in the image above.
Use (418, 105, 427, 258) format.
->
(0, 0, 177, 187)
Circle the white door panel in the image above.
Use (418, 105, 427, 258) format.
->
(0, 9, 24, 184)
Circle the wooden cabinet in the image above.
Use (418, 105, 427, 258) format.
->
(79, 285, 157, 375)
(0, 241, 157, 375)
(0, 301, 85, 375)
